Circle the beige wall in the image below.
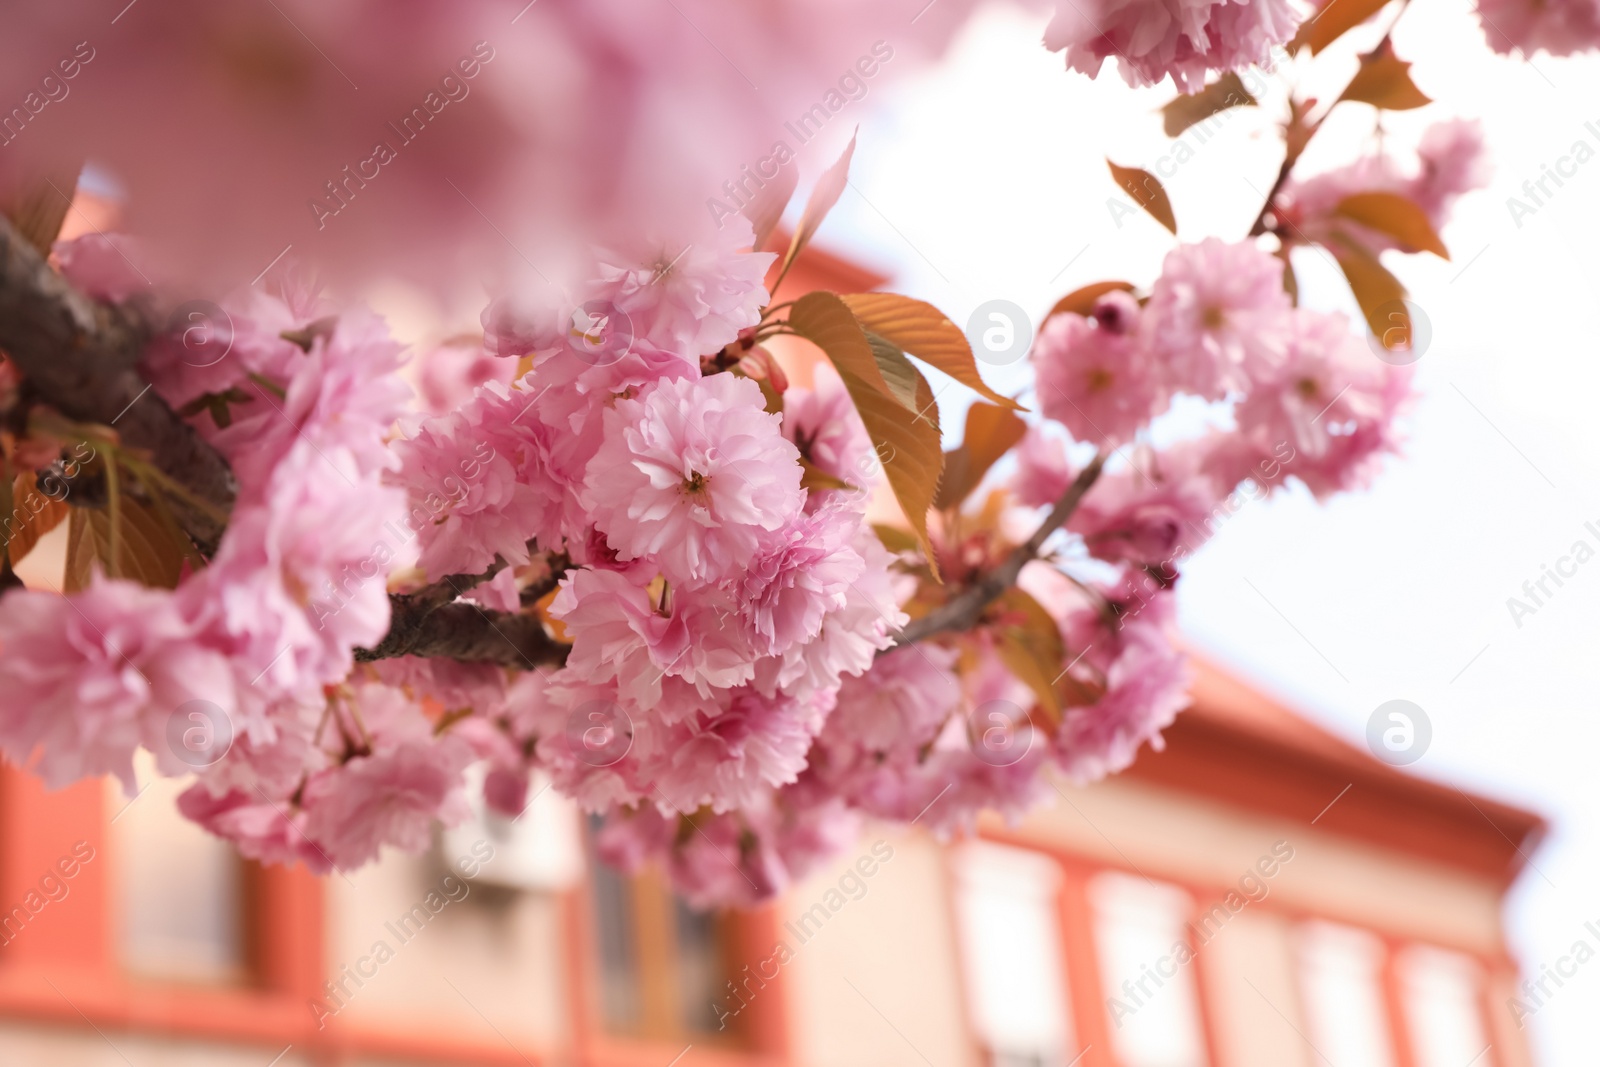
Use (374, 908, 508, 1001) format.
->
(781, 831, 976, 1067)
(1008, 772, 1510, 957)
(324, 845, 571, 1054)
(0, 1024, 306, 1067)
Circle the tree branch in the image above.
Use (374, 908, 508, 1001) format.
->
(0, 216, 236, 553)
(890, 452, 1106, 649)
(355, 596, 568, 668)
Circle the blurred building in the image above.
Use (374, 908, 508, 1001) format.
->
(0, 657, 1544, 1067)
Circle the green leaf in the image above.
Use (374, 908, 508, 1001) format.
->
(788, 292, 945, 575)
(1161, 72, 1257, 137)
(1107, 161, 1177, 235)
(1044, 281, 1138, 325)
(1333, 192, 1449, 258)
(841, 292, 1023, 410)
(935, 404, 1027, 511)
(1293, 0, 1392, 55)
(1339, 50, 1432, 110)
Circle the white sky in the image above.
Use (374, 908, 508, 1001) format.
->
(798, 2, 1600, 1062)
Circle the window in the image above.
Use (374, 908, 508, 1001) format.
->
(584, 816, 744, 1044)
(1294, 921, 1395, 1067)
(1401, 946, 1491, 1067)
(442, 765, 584, 891)
(108, 752, 246, 984)
(952, 841, 1074, 1067)
(1089, 871, 1207, 1067)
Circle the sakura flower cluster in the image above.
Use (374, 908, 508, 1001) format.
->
(1044, 0, 1304, 91)
(0, 219, 1420, 908)
(0, 235, 493, 872)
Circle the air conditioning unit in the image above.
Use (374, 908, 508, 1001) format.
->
(442, 764, 584, 892)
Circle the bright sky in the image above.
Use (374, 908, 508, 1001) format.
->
(799, 2, 1600, 1061)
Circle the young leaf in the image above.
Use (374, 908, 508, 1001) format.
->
(842, 292, 1023, 410)
(1161, 72, 1257, 137)
(866, 333, 923, 412)
(1107, 161, 1177, 235)
(1339, 51, 1432, 110)
(1044, 281, 1138, 324)
(787, 291, 944, 573)
(799, 459, 854, 493)
(7, 473, 71, 566)
(1293, 0, 1393, 55)
(1328, 232, 1409, 341)
(1333, 192, 1449, 258)
(779, 129, 857, 280)
(935, 404, 1027, 511)
(990, 587, 1068, 721)
(65, 498, 191, 593)
(872, 524, 922, 555)
(0, 170, 77, 255)
(743, 161, 801, 253)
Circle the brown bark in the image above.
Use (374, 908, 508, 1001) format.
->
(0, 215, 236, 553)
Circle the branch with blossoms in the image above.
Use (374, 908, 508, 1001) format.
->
(0, 0, 1578, 905)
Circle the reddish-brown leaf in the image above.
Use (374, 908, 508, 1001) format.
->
(1333, 192, 1449, 258)
(843, 292, 1022, 410)
(1107, 161, 1177, 235)
(1339, 51, 1432, 110)
(787, 292, 945, 574)
(935, 404, 1027, 511)
(1044, 281, 1138, 324)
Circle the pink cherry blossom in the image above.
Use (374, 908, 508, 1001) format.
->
(1045, 0, 1303, 92)
(1052, 587, 1192, 782)
(1014, 427, 1078, 508)
(1278, 119, 1491, 255)
(177, 787, 334, 873)
(1232, 310, 1414, 498)
(416, 338, 518, 416)
(1069, 451, 1220, 567)
(652, 686, 833, 814)
(51, 234, 154, 303)
(737, 505, 865, 657)
(301, 730, 475, 870)
(0, 577, 233, 791)
(752, 529, 906, 699)
(582, 373, 805, 584)
(392, 377, 558, 580)
(1144, 237, 1293, 398)
(552, 568, 757, 708)
(1475, 0, 1600, 55)
(592, 218, 776, 359)
(1033, 293, 1167, 447)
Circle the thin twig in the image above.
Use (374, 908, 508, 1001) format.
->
(890, 452, 1106, 648)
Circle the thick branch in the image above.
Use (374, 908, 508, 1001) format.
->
(355, 596, 568, 668)
(890, 452, 1106, 649)
(0, 216, 236, 553)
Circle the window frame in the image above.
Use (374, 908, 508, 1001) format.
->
(964, 825, 1514, 1067)
(565, 841, 794, 1067)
